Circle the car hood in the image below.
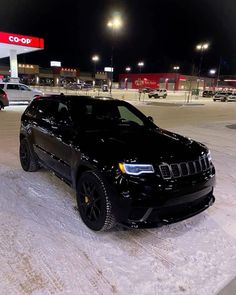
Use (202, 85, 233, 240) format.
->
(78, 127, 207, 163)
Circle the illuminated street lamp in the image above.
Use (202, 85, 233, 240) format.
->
(196, 42, 209, 75)
(92, 55, 99, 62)
(107, 15, 123, 93)
(196, 42, 210, 93)
(173, 66, 180, 92)
(91, 55, 99, 85)
(125, 66, 131, 73)
(173, 66, 180, 71)
(209, 69, 217, 91)
(209, 69, 216, 75)
(196, 43, 209, 51)
(138, 61, 144, 73)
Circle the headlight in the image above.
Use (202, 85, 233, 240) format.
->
(207, 151, 212, 162)
(118, 163, 154, 175)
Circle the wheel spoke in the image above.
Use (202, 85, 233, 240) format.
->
(82, 183, 89, 195)
(91, 207, 98, 220)
(92, 205, 101, 219)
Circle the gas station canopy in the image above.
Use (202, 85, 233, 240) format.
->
(0, 31, 44, 58)
(0, 31, 44, 80)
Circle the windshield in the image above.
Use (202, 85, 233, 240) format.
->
(69, 100, 153, 130)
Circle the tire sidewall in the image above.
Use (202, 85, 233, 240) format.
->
(20, 138, 31, 171)
(76, 171, 115, 231)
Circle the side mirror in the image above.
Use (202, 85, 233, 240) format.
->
(147, 116, 154, 122)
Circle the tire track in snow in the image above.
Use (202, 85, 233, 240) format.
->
(111, 229, 175, 269)
(0, 219, 65, 295)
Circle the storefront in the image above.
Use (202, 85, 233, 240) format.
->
(119, 73, 215, 91)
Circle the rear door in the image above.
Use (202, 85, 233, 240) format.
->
(6, 84, 20, 101)
(46, 102, 76, 181)
(31, 100, 59, 167)
(18, 84, 32, 101)
(32, 99, 75, 181)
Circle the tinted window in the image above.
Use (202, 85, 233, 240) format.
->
(0, 84, 4, 89)
(7, 84, 20, 90)
(118, 106, 144, 126)
(25, 101, 39, 118)
(55, 102, 71, 124)
(70, 100, 148, 129)
(38, 100, 59, 121)
(19, 85, 30, 91)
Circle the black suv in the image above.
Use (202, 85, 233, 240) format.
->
(202, 90, 215, 97)
(19, 96, 215, 231)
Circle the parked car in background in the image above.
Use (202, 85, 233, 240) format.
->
(213, 91, 232, 102)
(224, 93, 236, 102)
(63, 83, 82, 90)
(139, 87, 152, 93)
(20, 95, 215, 231)
(0, 88, 9, 110)
(0, 82, 43, 102)
(148, 89, 167, 99)
(202, 90, 215, 97)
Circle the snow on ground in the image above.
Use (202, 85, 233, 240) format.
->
(0, 102, 236, 295)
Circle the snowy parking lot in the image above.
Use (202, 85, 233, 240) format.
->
(0, 99, 236, 295)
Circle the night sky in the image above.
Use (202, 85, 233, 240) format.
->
(0, 0, 235, 76)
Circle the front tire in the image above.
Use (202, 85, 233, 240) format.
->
(20, 138, 40, 172)
(76, 171, 116, 231)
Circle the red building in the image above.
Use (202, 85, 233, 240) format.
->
(119, 73, 215, 91)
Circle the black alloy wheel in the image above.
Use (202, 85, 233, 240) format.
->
(19, 138, 40, 172)
(76, 171, 116, 231)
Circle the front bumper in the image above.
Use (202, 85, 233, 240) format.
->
(123, 189, 215, 229)
(111, 168, 215, 228)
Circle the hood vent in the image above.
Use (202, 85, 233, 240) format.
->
(159, 155, 210, 179)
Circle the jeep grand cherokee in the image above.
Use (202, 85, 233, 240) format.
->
(19, 95, 215, 231)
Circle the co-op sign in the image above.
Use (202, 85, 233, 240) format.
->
(9, 35, 32, 45)
(0, 31, 44, 48)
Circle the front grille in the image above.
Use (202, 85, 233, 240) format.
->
(159, 155, 210, 179)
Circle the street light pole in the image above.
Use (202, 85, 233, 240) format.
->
(216, 57, 222, 91)
(196, 43, 209, 95)
(125, 67, 131, 90)
(107, 16, 123, 94)
(91, 55, 99, 88)
(173, 66, 180, 92)
(137, 61, 144, 101)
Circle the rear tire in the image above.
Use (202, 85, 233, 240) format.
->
(20, 138, 40, 172)
(0, 101, 3, 110)
(76, 171, 116, 231)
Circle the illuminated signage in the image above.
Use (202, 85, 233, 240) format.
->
(104, 67, 114, 72)
(50, 61, 61, 67)
(0, 32, 44, 48)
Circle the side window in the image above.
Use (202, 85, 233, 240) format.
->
(36, 100, 59, 123)
(19, 85, 30, 91)
(25, 101, 39, 118)
(0, 84, 4, 89)
(55, 102, 71, 124)
(7, 84, 20, 90)
(118, 106, 144, 126)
